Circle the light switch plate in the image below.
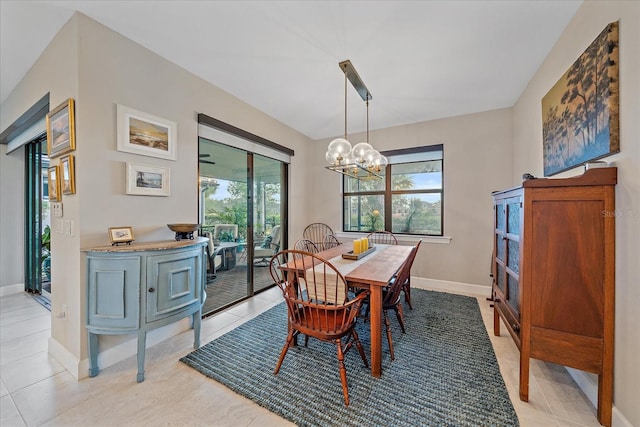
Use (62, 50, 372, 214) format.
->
(51, 202, 63, 217)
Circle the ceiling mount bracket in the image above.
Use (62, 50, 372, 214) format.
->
(339, 60, 372, 102)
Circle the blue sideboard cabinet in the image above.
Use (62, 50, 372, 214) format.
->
(84, 238, 207, 382)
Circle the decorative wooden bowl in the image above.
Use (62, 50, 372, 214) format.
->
(167, 224, 200, 240)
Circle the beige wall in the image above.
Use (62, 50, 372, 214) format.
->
(1, 13, 314, 377)
(311, 108, 513, 287)
(512, 1, 639, 425)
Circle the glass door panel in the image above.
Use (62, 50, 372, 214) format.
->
(24, 136, 50, 300)
(199, 139, 249, 315)
(252, 154, 283, 292)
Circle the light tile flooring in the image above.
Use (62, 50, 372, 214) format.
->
(0, 286, 601, 427)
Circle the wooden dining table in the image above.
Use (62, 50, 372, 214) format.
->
(281, 242, 413, 377)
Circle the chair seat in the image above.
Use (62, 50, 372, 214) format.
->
(254, 247, 274, 257)
(291, 306, 355, 338)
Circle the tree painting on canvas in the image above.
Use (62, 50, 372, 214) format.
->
(542, 21, 619, 176)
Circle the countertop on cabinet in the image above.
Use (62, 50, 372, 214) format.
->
(82, 237, 207, 253)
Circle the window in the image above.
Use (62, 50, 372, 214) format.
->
(343, 145, 443, 236)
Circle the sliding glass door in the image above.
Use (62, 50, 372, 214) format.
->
(24, 135, 51, 299)
(199, 138, 287, 315)
(252, 154, 284, 293)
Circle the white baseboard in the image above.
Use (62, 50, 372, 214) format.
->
(565, 368, 633, 427)
(411, 276, 491, 298)
(48, 336, 82, 380)
(566, 367, 598, 408)
(612, 406, 635, 427)
(0, 283, 24, 297)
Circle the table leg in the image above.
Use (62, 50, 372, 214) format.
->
(369, 286, 382, 377)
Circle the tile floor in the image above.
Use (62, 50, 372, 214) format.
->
(0, 286, 601, 427)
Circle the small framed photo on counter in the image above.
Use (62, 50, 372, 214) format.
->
(108, 226, 135, 245)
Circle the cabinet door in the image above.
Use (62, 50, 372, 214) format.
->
(87, 256, 141, 330)
(494, 195, 521, 320)
(494, 199, 507, 296)
(504, 196, 521, 316)
(146, 249, 201, 323)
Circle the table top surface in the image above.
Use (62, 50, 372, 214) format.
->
(283, 243, 412, 288)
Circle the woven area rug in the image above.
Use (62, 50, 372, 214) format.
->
(180, 289, 519, 426)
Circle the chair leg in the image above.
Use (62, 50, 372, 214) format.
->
(335, 339, 350, 406)
(404, 280, 413, 310)
(274, 331, 295, 375)
(395, 303, 406, 333)
(362, 299, 371, 323)
(352, 329, 369, 368)
(383, 310, 395, 361)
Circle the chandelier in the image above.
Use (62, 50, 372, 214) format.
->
(325, 60, 387, 180)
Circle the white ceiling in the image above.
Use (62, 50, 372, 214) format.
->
(0, 0, 582, 140)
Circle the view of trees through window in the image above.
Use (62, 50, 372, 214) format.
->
(343, 148, 443, 236)
(201, 178, 248, 241)
(199, 141, 283, 247)
(201, 179, 281, 240)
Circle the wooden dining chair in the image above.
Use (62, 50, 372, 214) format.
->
(269, 249, 370, 406)
(293, 238, 320, 254)
(381, 240, 421, 361)
(365, 231, 414, 309)
(303, 222, 335, 250)
(366, 230, 398, 245)
(322, 233, 341, 249)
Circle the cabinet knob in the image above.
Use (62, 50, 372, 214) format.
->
(148, 288, 155, 293)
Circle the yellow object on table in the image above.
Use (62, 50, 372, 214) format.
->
(353, 239, 360, 254)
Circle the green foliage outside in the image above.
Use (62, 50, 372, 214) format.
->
(41, 225, 51, 281)
(202, 179, 281, 240)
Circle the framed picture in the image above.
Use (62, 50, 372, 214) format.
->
(60, 154, 76, 195)
(48, 165, 61, 202)
(46, 98, 76, 158)
(125, 162, 170, 196)
(542, 21, 619, 176)
(108, 226, 135, 245)
(117, 104, 177, 160)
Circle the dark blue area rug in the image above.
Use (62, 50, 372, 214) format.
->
(181, 289, 519, 426)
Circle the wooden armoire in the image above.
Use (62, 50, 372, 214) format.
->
(491, 167, 617, 427)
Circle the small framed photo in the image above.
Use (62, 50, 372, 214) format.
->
(108, 226, 135, 245)
(46, 98, 76, 158)
(125, 162, 170, 196)
(117, 104, 177, 160)
(48, 165, 61, 202)
(60, 154, 76, 195)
